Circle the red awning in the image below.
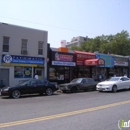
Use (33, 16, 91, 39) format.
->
(85, 58, 105, 66)
(74, 50, 95, 56)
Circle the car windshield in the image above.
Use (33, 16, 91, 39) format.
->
(107, 77, 120, 81)
(70, 78, 82, 83)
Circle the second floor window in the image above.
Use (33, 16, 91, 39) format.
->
(3, 36, 9, 52)
(38, 41, 43, 55)
(21, 39, 27, 51)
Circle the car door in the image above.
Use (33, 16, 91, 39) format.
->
(19, 80, 34, 94)
(28, 80, 41, 94)
(87, 78, 96, 89)
(37, 79, 48, 93)
(81, 79, 91, 90)
(119, 78, 128, 89)
(121, 77, 130, 89)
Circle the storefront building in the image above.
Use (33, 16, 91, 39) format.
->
(1, 54, 45, 86)
(93, 53, 114, 81)
(0, 23, 48, 86)
(48, 47, 76, 84)
(110, 54, 129, 77)
(73, 51, 105, 79)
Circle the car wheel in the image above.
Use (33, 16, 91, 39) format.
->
(112, 85, 117, 93)
(71, 87, 77, 93)
(45, 88, 53, 96)
(11, 90, 21, 99)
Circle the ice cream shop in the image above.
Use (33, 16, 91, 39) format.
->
(48, 47, 76, 84)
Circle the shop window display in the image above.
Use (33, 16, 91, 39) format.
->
(49, 67, 65, 80)
(92, 67, 107, 81)
(78, 66, 90, 78)
(14, 66, 32, 78)
(65, 67, 69, 79)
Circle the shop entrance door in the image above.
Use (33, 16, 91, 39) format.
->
(34, 68, 43, 79)
(65, 67, 70, 83)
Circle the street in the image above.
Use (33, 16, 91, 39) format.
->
(0, 90, 130, 130)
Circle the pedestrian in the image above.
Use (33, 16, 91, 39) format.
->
(124, 73, 127, 78)
(34, 73, 39, 79)
(113, 73, 116, 77)
(98, 74, 102, 82)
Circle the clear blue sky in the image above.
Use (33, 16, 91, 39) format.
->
(0, 0, 130, 48)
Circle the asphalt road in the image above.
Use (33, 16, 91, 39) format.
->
(0, 89, 130, 130)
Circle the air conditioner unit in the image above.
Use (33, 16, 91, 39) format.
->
(21, 50, 28, 54)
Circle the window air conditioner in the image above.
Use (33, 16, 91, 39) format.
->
(21, 50, 28, 54)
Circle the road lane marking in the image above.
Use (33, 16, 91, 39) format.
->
(1, 100, 130, 128)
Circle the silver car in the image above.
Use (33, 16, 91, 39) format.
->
(96, 76, 130, 92)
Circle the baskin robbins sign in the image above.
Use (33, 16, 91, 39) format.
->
(51, 52, 76, 66)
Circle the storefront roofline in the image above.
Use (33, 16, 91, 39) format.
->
(51, 47, 75, 54)
(74, 50, 95, 55)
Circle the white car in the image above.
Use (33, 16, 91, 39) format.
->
(96, 77, 130, 92)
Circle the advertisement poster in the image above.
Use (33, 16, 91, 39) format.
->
(51, 52, 76, 66)
(14, 67, 32, 78)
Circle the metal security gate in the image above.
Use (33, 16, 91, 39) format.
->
(0, 69, 9, 86)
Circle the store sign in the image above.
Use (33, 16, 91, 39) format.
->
(76, 53, 96, 65)
(2, 55, 45, 65)
(52, 61, 76, 66)
(51, 51, 76, 66)
(96, 54, 114, 67)
(114, 61, 128, 66)
(55, 52, 73, 61)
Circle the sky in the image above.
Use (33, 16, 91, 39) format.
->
(0, 0, 130, 48)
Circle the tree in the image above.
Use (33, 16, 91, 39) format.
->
(69, 46, 81, 51)
(70, 30, 130, 55)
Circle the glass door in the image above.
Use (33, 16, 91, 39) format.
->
(65, 67, 70, 83)
(34, 68, 43, 79)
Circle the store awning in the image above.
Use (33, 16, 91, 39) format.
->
(85, 58, 105, 66)
(74, 50, 95, 56)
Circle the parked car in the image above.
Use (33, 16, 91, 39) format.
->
(1, 79, 59, 98)
(59, 78, 97, 93)
(96, 76, 130, 92)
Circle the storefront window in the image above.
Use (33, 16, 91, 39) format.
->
(49, 67, 57, 80)
(14, 66, 32, 78)
(55, 67, 64, 80)
(78, 66, 90, 78)
(65, 67, 69, 79)
(49, 67, 64, 80)
(92, 68, 107, 81)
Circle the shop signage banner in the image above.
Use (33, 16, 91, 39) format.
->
(2, 54, 45, 65)
(51, 51, 76, 66)
(75, 53, 96, 65)
(96, 54, 114, 67)
(114, 61, 128, 66)
(52, 61, 76, 66)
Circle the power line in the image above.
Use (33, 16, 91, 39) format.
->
(0, 16, 99, 35)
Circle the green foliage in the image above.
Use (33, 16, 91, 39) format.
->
(69, 46, 81, 51)
(71, 30, 130, 56)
